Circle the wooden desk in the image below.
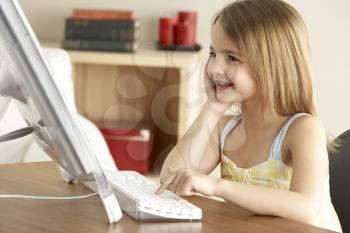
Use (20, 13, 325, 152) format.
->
(0, 162, 333, 233)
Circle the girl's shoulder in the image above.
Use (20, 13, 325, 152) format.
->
(218, 114, 241, 133)
(287, 114, 325, 139)
(284, 114, 327, 156)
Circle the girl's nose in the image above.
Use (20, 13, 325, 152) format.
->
(208, 59, 225, 76)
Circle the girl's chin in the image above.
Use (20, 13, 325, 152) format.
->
(215, 94, 237, 104)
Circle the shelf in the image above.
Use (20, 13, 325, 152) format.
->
(42, 41, 203, 68)
(41, 40, 205, 173)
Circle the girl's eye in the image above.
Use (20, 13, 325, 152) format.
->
(228, 55, 239, 62)
(209, 51, 216, 58)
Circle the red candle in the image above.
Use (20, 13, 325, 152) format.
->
(159, 17, 178, 45)
(178, 11, 197, 46)
(175, 22, 192, 46)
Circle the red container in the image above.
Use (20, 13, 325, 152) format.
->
(178, 11, 197, 46)
(100, 127, 154, 174)
(175, 22, 192, 46)
(159, 17, 178, 45)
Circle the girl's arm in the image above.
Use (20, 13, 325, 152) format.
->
(159, 58, 232, 183)
(159, 101, 228, 183)
(158, 115, 328, 225)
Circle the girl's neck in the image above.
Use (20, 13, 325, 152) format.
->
(240, 98, 285, 132)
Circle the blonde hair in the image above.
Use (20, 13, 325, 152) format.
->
(214, 0, 338, 152)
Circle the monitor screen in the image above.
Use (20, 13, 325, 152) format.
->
(0, 0, 122, 223)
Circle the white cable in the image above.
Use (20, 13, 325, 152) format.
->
(0, 192, 98, 200)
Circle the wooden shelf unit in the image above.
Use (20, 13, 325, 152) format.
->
(43, 42, 205, 172)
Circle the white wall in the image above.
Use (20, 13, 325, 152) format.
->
(18, 0, 350, 137)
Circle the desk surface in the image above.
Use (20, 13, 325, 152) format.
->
(0, 162, 333, 233)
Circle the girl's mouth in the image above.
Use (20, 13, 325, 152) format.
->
(215, 81, 234, 90)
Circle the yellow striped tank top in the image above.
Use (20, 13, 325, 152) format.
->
(220, 113, 342, 232)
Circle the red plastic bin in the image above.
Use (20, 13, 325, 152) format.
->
(99, 127, 154, 174)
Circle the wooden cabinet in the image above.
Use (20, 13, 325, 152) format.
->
(44, 42, 205, 172)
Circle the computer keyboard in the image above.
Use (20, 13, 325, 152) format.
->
(106, 171, 202, 221)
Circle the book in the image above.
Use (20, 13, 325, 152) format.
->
(65, 28, 140, 41)
(72, 9, 133, 20)
(63, 39, 138, 52)
(65, 18, 140, 30)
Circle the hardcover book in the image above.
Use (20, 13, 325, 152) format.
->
(63, 39, 138, 52)
(65, 18, 140, 29)
(65, 28, 140, 41)
(72, 9, 133, 20)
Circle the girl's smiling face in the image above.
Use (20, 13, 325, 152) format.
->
(207, 20, 260, 104)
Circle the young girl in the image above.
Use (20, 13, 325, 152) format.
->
(156, 0, 342, 232)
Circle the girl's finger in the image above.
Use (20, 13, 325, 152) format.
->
(172, 169, 186, 194)
(155, 171, 178, 195)
(181, 178, 196, 196)
(177, 173, 196, 196)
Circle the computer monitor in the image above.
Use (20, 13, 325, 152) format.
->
(0, 0, 122, 223)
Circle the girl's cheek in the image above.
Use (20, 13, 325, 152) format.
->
(206, 64, 213, 77)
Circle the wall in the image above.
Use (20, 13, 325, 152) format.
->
(18, 0, 350, 137)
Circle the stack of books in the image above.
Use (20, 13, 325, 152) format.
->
(63, 9, 140, 52)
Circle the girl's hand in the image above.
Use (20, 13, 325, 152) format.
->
(203, 58, 233, 115)
(155, 168, 220, 197)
